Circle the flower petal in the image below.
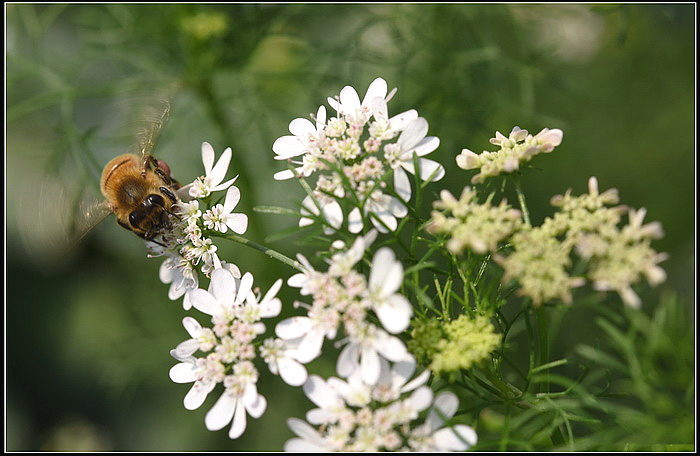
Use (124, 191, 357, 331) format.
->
(289, 117, 317, 138)
(398, 117, 428, 151)
(287, 417, 322, 441)
(173, 338, 200, 358)
(393, 166, 412, 202)
(182, 316, 202, 338)
(225, 213, 249, 235)
(375, 294, 412, 334)
(235, 272, 254, 305)
(228, 399, 247, 439)
(273, 135, 307, 159)
(205, 392, 236, 431)
(360, 346, 381, 385)
(374, 331, 409, 362)
(279, 357, 308, 386)
(303, 375, 340, 408)
(169, 362, 197, 383)
(223, 186, 241, 213)
(245, 392, 267, 419)
(348, 207, 363, 233)
(188, 289, 220, 317)
(432, 425, 478, 451)
(184, 379, 215, 410)
(409, 385, 434, 412)
(201, 142, 215, 175)
(362, 77, 388, 107)
(412, 136, 440, 157)
(339, 85, 361, 114)
(275, 316, 312, 339)
(209, 147, 232, 186)
(369, 247, 403, 296)
(427, 391, 459, 430)
(336, 343, 360, 378)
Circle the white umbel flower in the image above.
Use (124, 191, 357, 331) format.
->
(179, 142, 237, 199)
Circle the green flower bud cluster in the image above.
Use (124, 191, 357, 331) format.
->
(409, 315, 502, 374)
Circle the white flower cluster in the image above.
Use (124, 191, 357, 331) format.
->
(285, 358, 477, 451)
(169, 268, 290, 439)
(273, 230, 414, 385)
(273, 77, 445, 233)
(457, 126, 563, 184)
(155, 142, 248, 309)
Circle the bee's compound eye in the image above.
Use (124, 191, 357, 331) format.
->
(129, 211, 142, 229)
(146, 194, 165, 207)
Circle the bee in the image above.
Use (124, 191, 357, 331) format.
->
(15, 96, 182, 269)
(98, 100, 182, 243)
(100, 152, 181, 242)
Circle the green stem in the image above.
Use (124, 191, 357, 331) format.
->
(514, 175, 531, 226)
(536, 305, 550, 393)
(211, 232, 304, 272)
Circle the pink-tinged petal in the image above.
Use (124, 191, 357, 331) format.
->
(225, 213, 248, 235)
(393, 166, 412, 202)
(205, 392, 236, 431)
(188, 289, 220, 316)
(235, 272, 254, 305)
(274, 169, 296, 180)
(398, 117, 429, 151)
(401, 369, 431, 394)
(376, 294, 412, 334)
(339, 85, 361, 113)
(412, 136, 440, 157)
(369, 248, 403, 296)
(209, 147, 232, 186)
(258, 296, 281, 318)
(210, 268, 236, 306)
(228, 400, 247, 439)
(535, 128, 563, 150)
(433, 425, 478, 451)
(201, 142, 215, 175)
(289, 117, 317, 138)
(427, 391, 459, 430)
(360, 346, 381, 385)
(182, 316, 202, 338)
(287, 417, 322, 441)
(303, 375, 341, 408)
(223, 186, 241, 213)
(273, 135, 307, 159)
(336, 343, 360, 378)
(169, 362, 197, 383)
(348, 207, 363, 233)
(184, 379, 216, 410)
(362, 77, 388, 106)
(409, 385, 433, 412)
(371, 96, 388, 121)
(295, 330, 325, 363)
(275, 316, 312, 339)
(245, 392, 267, 419)
(388, 109, 418, 132)
(374, 331, 408, 362)
(278, 357, 308, 386)
(173, 338, 200, 358)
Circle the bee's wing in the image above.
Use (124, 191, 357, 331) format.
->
(15, 171, 112, 270)
(132, 97, 171, 160)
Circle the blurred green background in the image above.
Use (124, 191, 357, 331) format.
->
(5, 4, 694, 451)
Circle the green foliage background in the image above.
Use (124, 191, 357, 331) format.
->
(5, 4, 694, 451)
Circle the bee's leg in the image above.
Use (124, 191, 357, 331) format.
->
(160, 186, 178, 204)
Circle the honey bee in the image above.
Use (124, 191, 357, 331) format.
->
(98, 100, 182, 243)
(100, 152, 181, 242)
(15, 96, 182, 268)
